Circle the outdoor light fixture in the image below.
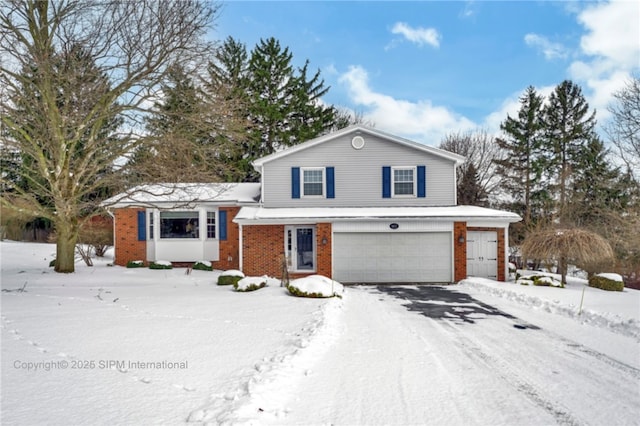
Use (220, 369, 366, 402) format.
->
(458, 235, 465, 244)
(322, 236, 328, 245)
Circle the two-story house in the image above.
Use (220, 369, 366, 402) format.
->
(107, 125, 521, 283)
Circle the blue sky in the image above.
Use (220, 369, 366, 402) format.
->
(214, 1, 639, 145)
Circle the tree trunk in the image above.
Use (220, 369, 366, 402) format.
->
(559, 255, 568, 286)
(54, 219, 79, 273)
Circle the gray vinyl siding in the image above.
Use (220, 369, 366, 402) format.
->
(261, 133, 457, 207)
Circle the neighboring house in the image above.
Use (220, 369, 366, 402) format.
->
(106, 125, 521, 283)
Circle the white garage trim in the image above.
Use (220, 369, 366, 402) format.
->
(333, 232, 452, 283)
(332, 220, 452, 233)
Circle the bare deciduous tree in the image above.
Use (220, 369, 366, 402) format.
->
(606, 74, 640, 184)
(0, 0, 219, 273)
(439, 130, 503, 206)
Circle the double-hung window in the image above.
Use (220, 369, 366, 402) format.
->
(393, 167, 416, 196)
(302, 168, 324, 197)
(206, 212, 216, 239)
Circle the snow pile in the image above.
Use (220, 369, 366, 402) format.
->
(220, 269, 245, 277)
(460, 276, 640, 341)
(517, 273, 563, 287)
(287, 275, 344, 298)
(235, 276, 268, 292)
(596, 273, 623, 282)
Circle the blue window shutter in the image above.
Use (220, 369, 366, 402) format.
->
(382, 166, 391, 198)
(137, 211, 146, 241)
(417, 165, 426, 198)
(291, 167, 300, 199)
(219, 210, 227, 241)
(326, 167, 335, 199)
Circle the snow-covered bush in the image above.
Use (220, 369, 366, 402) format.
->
(126, 260, 144, 268)
(516, 274, 563, 288)
(287, 275, 344, 298)
(217, 269, 244, 286)
(589, 273, 624, 292)
(234, 276, 267, 292)
(149, 260, 172, 270)
(192, 260, 212, 271)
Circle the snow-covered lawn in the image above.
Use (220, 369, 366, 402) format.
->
(1, 241, 639, 425)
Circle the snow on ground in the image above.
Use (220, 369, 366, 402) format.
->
(2, 241, 639, 425)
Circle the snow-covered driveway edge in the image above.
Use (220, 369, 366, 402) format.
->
(187, 294, 345, 425)
(458, 278, 640, 341)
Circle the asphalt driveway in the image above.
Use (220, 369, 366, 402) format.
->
(375, 285, 540, 329)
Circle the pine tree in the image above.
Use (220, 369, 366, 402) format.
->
(496, 86, 545, 228)
(569, 136, 627, 226)
(457, 163, 487, 206)
(207, 37, 339, 181)
(244, 37, 336, 180)
(541, 80, 597, 224)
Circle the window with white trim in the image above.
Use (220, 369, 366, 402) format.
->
(393, 167, 416, 196)
(148, 211, 154, 240)
(160, 211, 199, 239)
(206, 211, 216, 239)
(302, 168, 324, 197)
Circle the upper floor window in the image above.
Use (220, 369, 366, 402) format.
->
(393, 167, 416, 196)
(302, 168, 325, 197)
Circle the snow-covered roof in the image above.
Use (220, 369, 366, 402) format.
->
(252, 125, 466, 168)
(103, 183, 261, 209)
(234, 205, 522, 224)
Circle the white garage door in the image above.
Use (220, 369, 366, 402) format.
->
(333, 232, 452, 283)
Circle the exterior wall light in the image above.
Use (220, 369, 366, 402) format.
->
(458, 235, 465, 244)
(321, 236, 328, 245)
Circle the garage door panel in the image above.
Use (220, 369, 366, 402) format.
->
(333, 232, 452, 283)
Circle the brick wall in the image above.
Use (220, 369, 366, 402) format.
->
(315, 223, 332, 278)
(467, 226, 506, 282)
(113, 208, 146, 266)
(242, 223, 333, 279)
(453, 221, 467, 282)
(212, 207, 240, 271)
(242, 224, 285, 278)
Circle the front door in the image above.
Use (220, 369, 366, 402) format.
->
(285, 226, 316, 272)
(466, 231, 498, 279)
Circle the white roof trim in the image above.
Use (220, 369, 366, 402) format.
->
(234, 205, 522, 225)
(252, 125, 466, 168)
(103, 183, 261, 209)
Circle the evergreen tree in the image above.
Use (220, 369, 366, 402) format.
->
(541, 80, 597, 223)
(569, 136, 627, 226)
(457, 163, 487, 206)
(245, 37, 336, 180)
(496, 86, 546, 231)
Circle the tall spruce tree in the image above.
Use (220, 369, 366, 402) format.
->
(141, 65, 240, 183)
(496, 86, 545, 231)
(569, 136, 627, 226)
(457, 163, 487, 206)
(541, 80, 597, 223)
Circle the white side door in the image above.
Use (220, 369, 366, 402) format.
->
(466, 231, 498, 279)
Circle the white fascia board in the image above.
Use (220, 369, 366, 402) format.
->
(251, 125, 466, 168)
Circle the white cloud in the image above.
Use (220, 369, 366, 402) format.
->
(568, 0, 640, 119)
(459, 1, 477, 19)
(390, 22, 441, 48)
(338, 66, 475, 145)
(524, 33, 568, 60)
